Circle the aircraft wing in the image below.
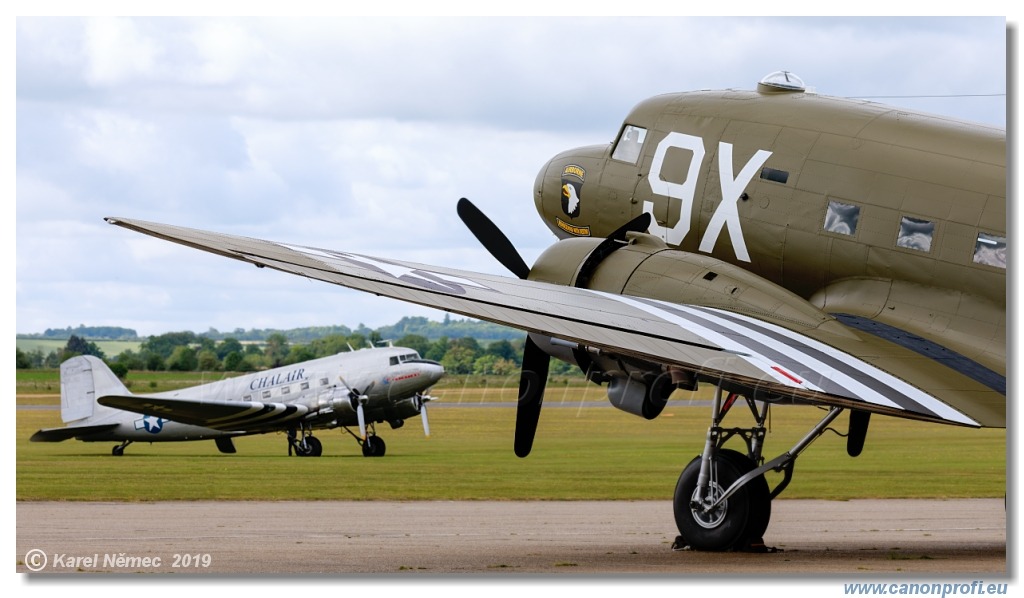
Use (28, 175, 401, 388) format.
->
(105, 217, 1005, 429)
(97, 394, 309, 431)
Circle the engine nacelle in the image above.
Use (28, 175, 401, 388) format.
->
(309, 389, 358, 419)
(529, 232, 837, 332)
(525, 230, 840, 418)
(607, 372, 673, 420)
(522, 229, 852, 416)
(531, 332, 678, 420)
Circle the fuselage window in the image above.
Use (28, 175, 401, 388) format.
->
(896, 216, 935, 252)
(759, 167, 789, 184)
(300, 381, 310, 391)
(262, 390, 272, 399)
(390, 356, 399, 366)
(611, 125, 646, 164)
(973, 232, 1006, 268)
(319, 378, 329, 387)
(824, 200, 860, 236)
(281, 386, 290, 395)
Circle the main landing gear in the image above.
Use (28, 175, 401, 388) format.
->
(286, 423, 388, 457)
(342, 423, 387, 457)
(673, 383, 846, 552)
(287, 425, 323, 457)
(361, 434, 386, 457)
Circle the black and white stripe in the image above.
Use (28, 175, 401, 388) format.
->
(204, 403, 309, 430)
(596, 292, 977, 426)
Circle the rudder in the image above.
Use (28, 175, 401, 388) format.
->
(60, 355, 130, 424)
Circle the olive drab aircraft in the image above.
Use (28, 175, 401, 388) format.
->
(103, 71, 1005, 552)
(31, 346, 444, 457)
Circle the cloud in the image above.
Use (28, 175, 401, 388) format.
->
(83, 17, 161, 86)
(15, 16, 1008, 337)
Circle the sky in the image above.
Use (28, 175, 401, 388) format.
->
(13, 16, 1010, 338)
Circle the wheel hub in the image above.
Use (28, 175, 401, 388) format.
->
(690, 484, 728, 529)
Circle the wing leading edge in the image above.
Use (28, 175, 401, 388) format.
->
(105, 217, 1004, 429)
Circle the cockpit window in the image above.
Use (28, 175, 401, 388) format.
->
(390, 353, 422, 366)
(973, 232, 1006, 268)
(823, 200, 860, 236)
(611, 125, 646, 164)
(896, 216, 935, 252)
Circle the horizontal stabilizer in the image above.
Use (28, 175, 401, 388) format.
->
(30, 423, 120, 442)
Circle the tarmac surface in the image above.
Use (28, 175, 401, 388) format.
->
(16, 498, 1007, 576)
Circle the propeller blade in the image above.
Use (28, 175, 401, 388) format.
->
(457, 197, 531, 280)
(514, 336, 550, 458)
(356, 402, 367, 440)
(421, 404, 430, 437)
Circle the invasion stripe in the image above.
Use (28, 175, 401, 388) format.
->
(680, 304, 926, 415)
(597, 293, 818, 391)
(633, 298, 855, 396)
(206, 404, 276, 425)
(632, 296, 911, 410)
(611, 293, 970, 424)
(691, 306, 976, 426)
(208, 404, 307, 428)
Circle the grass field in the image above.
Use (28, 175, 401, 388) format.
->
(16, 370, 1006, 502)
(16, 338, 142, 356)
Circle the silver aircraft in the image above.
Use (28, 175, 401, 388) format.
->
(31, 346, 444, 457)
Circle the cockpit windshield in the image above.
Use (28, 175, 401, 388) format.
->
(611, 125, 646, 164)
(389, 353, 421, 366)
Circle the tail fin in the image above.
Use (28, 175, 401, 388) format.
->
(60, 355, 130, 424)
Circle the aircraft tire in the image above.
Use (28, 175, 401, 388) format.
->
(112, 445, 124, 456)
(294, 439, 314, 457)
(718, 449, 771, 543)
(305, 436, 323, 457)
(673, 448, 768, 551)
(362, 436, 386, 457)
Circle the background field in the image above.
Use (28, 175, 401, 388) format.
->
(15, 338, 142, 356)
(16, 370, 1006, 502)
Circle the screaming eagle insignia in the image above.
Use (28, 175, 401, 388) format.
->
(560, 164, 585, 218)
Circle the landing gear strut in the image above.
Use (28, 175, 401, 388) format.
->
(340, 423, 387, 457)
(111, 440, 132, 456)
(673, 383, 844, 551)
(287, 425, 323, 457)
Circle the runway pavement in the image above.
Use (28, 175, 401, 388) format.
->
(16, 499, 1006, 575)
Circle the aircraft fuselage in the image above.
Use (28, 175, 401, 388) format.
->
(534, 88, 1006, 377)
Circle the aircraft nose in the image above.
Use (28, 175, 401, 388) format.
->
(422, 360, 445, 384)
(533, 144, 611, 239)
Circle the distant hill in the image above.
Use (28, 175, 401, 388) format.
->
(18, 316, 524, 344)
(19, 325, 140, 341)
(376, 316, 522, 342)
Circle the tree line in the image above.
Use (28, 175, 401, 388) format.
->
(17, 316, 523, 344)
(15, 331, 580, 379)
